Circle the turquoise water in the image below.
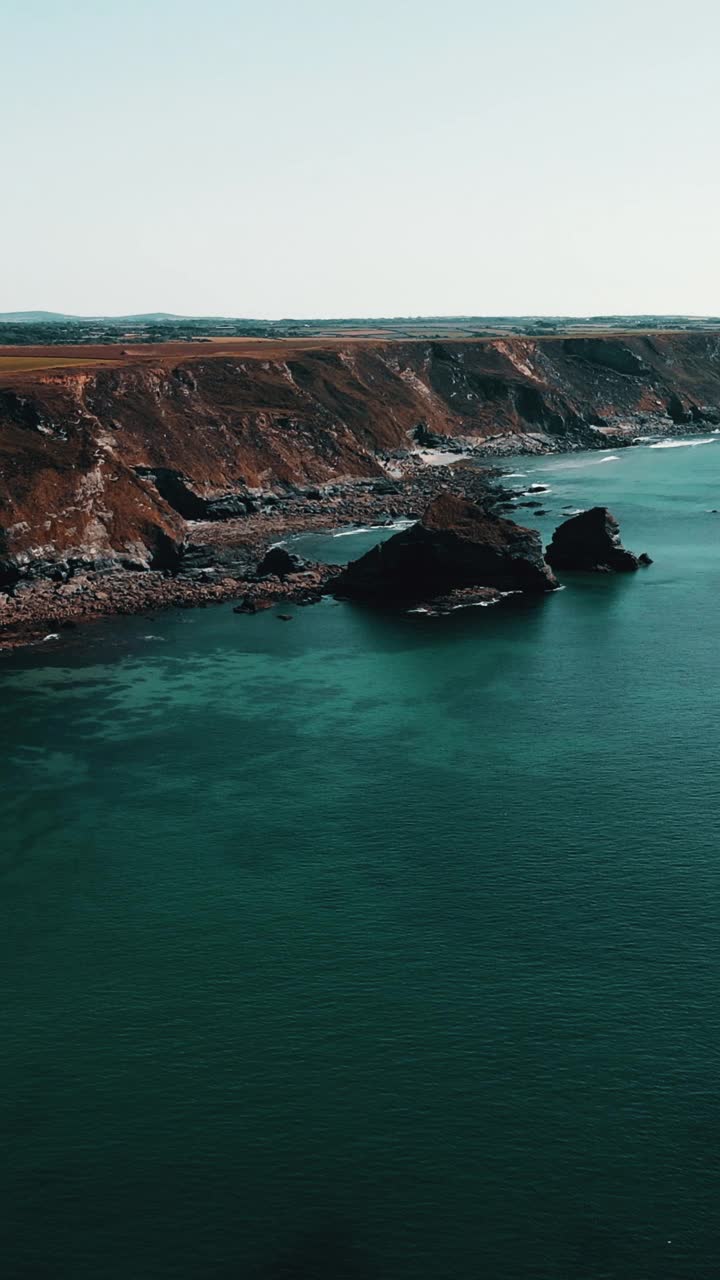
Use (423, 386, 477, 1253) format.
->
(3, 440, 720, 1279)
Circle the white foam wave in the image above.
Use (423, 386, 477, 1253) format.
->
(649, 438, 717, 449)
(542, 454, 620, 471)
(333, 518, 415, 539)
(454, 600, 498, 610)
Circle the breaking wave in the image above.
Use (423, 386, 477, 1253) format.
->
(542, 454, 620, 471)
(332, 518, 415, 539)
(649, 438, 717, 449)
(333, 526, 377, 537)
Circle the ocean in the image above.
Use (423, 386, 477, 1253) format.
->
(3, 439, 720, 1279)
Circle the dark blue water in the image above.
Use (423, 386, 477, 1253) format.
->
(3, 441, 720, 1279)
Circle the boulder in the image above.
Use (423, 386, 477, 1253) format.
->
(331, 492, 557, 605)
(233, 595, 274, 615)
(256, 547, 306, 579)
(545, 507, 645, 572)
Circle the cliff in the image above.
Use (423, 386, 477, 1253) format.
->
(1, 333, 720, 585)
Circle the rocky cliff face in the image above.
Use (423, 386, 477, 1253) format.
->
(1, 334, 720, 583)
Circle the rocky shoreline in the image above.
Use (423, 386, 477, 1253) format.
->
(0, 458, 513, 650)
(0, 430, 672, 650)
(3, 329, 718, 649)
(0, 428, 680, 652)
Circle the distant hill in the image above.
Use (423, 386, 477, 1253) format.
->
(3, 310, 720, 327)
(109, 313, 190, 322)
(0, 311, 194, 323)
(0, 311, 73, 323)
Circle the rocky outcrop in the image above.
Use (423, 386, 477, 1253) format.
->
(331, 493, 558, 607)
(545, 507, 647, 572)
(256, 547, 306, 578)
(234, 563, 333, 614)
(134, 467, 255, 520)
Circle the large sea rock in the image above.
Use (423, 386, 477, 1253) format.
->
(256, 546, 307, 579)
(546, 507, 648, 572)
(331, 493, 558, 607)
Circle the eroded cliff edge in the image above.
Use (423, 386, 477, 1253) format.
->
(0, 333, 719, 637)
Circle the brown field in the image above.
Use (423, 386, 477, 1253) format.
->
(0, 337, 384, 382)
(0, 355, 120, 373)
(0, 328, 717, 386)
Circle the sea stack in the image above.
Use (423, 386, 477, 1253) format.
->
(545, 507, 649, 572)
(331, 492, 558, 609)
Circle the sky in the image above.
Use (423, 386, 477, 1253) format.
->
(2, 0, 719, 318)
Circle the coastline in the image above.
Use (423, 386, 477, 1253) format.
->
(0, 456, 508, 650)
(0, 426, 706, 651)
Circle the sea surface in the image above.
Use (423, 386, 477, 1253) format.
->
(3, 440, 720, 1279)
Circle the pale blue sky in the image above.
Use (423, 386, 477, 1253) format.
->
(3, 0, 718, 317)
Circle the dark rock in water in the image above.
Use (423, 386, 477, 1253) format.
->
(233, 596, 273, 614)
(277, 613, 293, 621)
(256, 547, 306, 579)
(546, 507, 643, 572)
(413, 586, 506, 615)
(638, 552, 653, 566)
(331, 492, 558, 606)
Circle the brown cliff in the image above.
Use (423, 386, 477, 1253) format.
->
(1, 334, 719, 587)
